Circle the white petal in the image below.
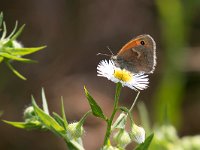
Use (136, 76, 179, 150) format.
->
(97, 60, 149, 91)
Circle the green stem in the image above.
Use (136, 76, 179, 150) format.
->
(103, 82, 122, 145)
(129, 91, 140, 112)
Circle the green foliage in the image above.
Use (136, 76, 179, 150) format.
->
(61, 97, 68, 128)
(3, 120, 43, 130)
(3, 89, 86, 150)
(84, 86, 106, 120)
(0, 12, 45, 80)
(135, 134, 154, 150)
(31, 97, 65, 133)
(3, 84, 155, 150)
(52, 112, 66, 128)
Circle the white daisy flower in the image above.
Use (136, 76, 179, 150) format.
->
(97, 60, 149, 91)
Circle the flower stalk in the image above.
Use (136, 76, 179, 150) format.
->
(129, 91, 140, 112)
(103, 82, 122, 145)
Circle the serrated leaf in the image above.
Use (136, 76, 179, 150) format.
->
(3, 120, 42, 130)
(41, 88, 49, 115)
(84, 86, 106, 120)
(6, 61, 26, 80)
(31, 97, 65, 133)
(3, 46, 46, 56)
(0, 52, 36, 63)
(134, 133, 154, 150)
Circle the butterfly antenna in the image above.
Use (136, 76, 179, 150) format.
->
(96, 53, 111, 57)
(106, 46, 114, 55)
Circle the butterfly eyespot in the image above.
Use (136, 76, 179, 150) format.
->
(140, 40, 145, 45)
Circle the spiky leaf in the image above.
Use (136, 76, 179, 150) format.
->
(84, 86, 106, 120)
(32, 97, 65, 133)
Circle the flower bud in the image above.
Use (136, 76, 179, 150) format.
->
(12, 40, 23, 48)
(129, 124, 145, 144)
(66, 122, 84, 140)
(112, 112, 127, 130)
(113, 129, 131, 148)
(23, 106, 36, 120)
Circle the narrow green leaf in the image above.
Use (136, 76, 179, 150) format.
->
(1, 22, 7, 40)
(3, 24, 25, 47)
(7, 21, 18, 38)
(3, 121, 29, 129)
(0, 12, 3, 28)
(52, 112, 65, 128)
(61, 97, 68, 128)
(135, 133, 154, 150)
(3, 120, 42, 130)
(78, 110, 92, 127)
(4, 46, 46, 56)
(6, 61, 26, 80)
(84, 86, 106, 120)
(31, 96, 65, 133)
(0, 52, 36, 63)
(10, 24, 25, 40)
(41, 88, 49, 115)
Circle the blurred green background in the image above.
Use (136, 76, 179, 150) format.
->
(0, 0, 200, 149)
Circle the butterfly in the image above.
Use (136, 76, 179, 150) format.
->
(111, 34, 156, 74)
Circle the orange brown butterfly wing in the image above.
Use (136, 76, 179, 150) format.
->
(114, 34, 156, 73)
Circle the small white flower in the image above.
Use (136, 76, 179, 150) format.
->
(97, 60, 149, 91)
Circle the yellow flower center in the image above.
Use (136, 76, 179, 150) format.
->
(114, 69, 132, 82)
